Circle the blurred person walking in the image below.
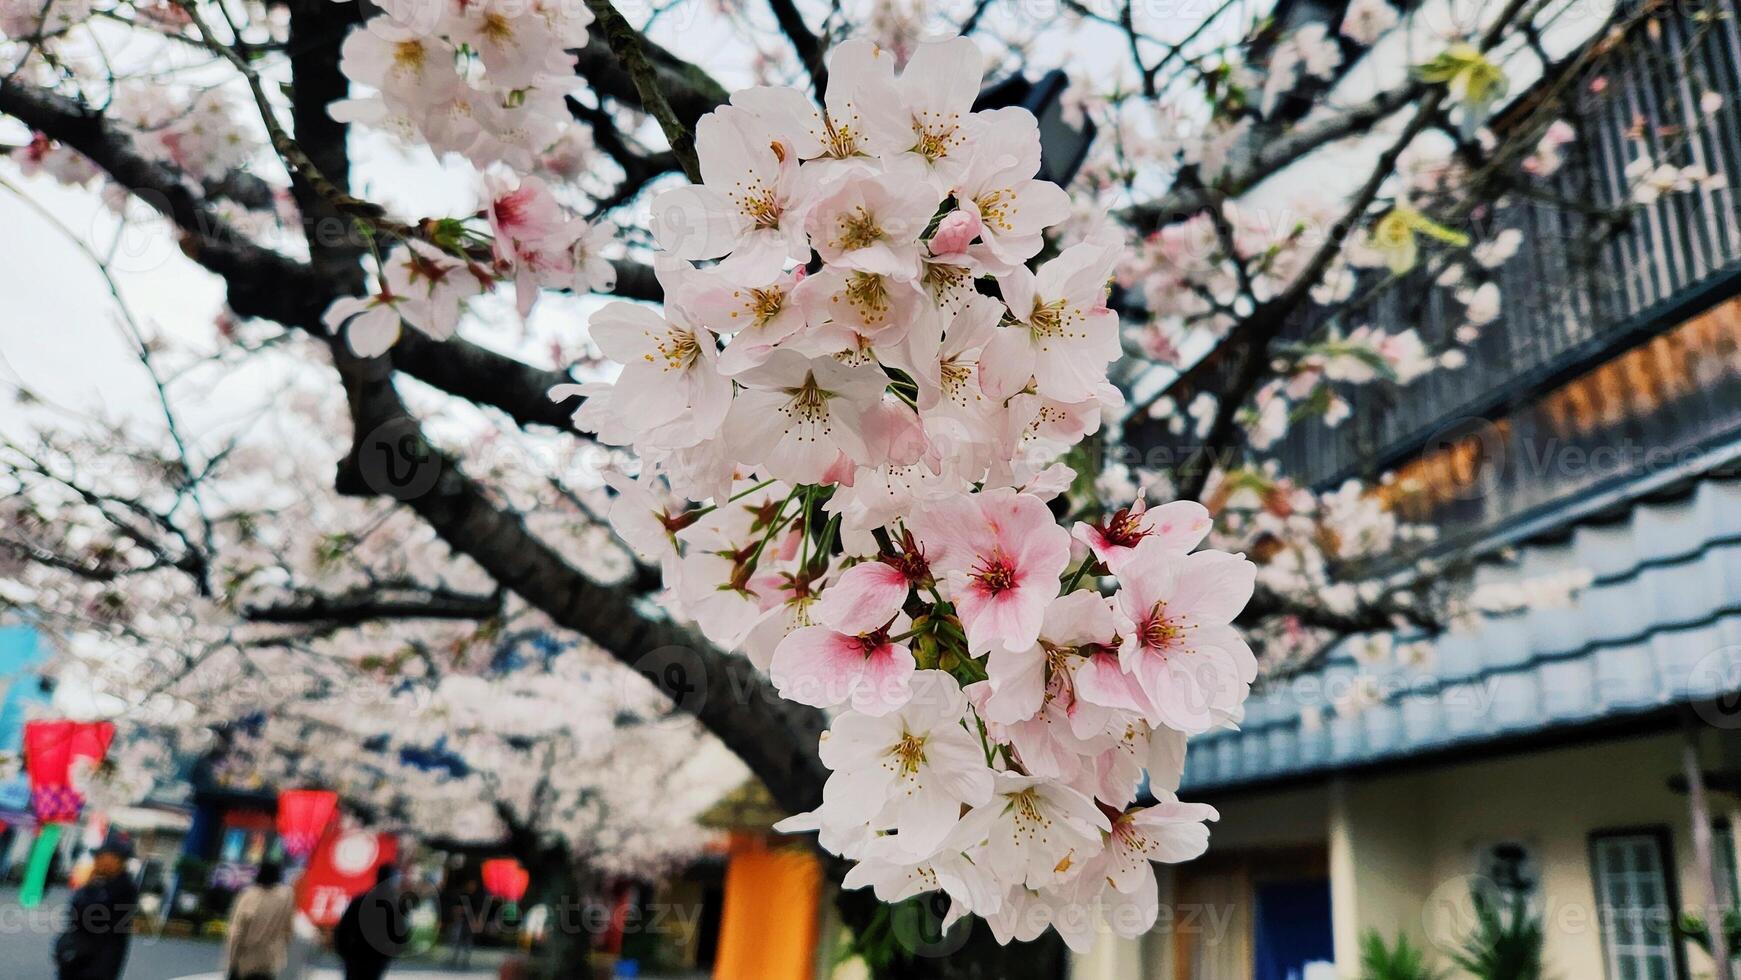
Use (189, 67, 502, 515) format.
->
(333, 864, 411, 980)
(223, 861, 296, 980)
(444, 879, 485, 968)
(54, 839, 139, 980)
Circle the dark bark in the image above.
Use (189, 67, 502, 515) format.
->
(528, 850, 601, 980)
(571, 33, 729, 130)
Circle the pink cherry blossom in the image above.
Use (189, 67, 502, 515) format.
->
(981, 240, 1123, 402)
(928, 208, 983, 258)
(910, 489, 1071, 654)
(954, 108, 1072, 269)
(814, 560, 912, 633)
(806, 173, 939, 280)
(1073, 498, 1213, 573)
(650, 105, 807, 281)
(1114, 537, 1259, 734)
(770, 621, 916, 716)
(721, 350, 886, 484)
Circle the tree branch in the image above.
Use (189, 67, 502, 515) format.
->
(1124, 83, 1424, 235)
(0, 81, 658, 432)
(243, 584, 504, 626)
(766, 0, 828, 99)
(1239, 582, 1438, 636)
(572, 33, 729, 126)
(583, 0, 702, 182)
(330, 356, 830, 815)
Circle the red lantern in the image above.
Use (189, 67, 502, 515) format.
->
(481, 858, 530, 903)
(276, 789, 339, 860)
(24, 721, 114, 824)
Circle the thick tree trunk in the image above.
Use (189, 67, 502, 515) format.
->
(521, 846, 602, 980)
(833, 884, 1069, 980)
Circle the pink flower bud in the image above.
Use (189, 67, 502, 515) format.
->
(929, 208, 982, 256)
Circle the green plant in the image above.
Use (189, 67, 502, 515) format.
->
(1679, 907, 1741, 959)
(1359, 930, 1446, 980)
(1450, 889, 1548, 980)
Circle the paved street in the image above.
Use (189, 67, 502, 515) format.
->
(0, 889, 501, 980)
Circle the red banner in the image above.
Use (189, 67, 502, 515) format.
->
(276, 789, 339, 859)
(294, 828, 398, 927)
(24, 721, 115, 823)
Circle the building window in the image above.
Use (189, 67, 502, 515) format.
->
(1590, 829, 1684, 980)
(1714, 819, 1738, 908)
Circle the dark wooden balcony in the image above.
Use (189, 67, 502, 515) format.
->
(1125, 7, 1741, 552)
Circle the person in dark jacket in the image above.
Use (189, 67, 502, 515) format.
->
(444, 879, 485, 968)
(55, 839, 139, 980)
(333, 865, 411, 980)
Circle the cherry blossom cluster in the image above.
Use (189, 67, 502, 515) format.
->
(324, 174, 617, 355)
(1095, 460, 1440, 671)
(569, 37, 1257, 947)
(332, 0, 593, 170)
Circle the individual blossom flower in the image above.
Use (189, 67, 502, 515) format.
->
(650, 106, 806, 281)
(599, 470, 692, 577)
(1099, 797, 1217, 893)
(840, 834, 1003, 930)
(901, 292, 1003, 423)
(794, 267, 929, 351)
(810, 671, 994, 856)
(769, 611, 916, 716)
(979, 589, 1122, 727)
(886, 37, 985, 189)
(567, 218, 618, 295)
(322, 289, 406, 358)
(1073, 498, 1213, 574)
(679, 267, 810, 375)
(909, 488, 1071, 655)
(971, 593, 1144, 782)
(721, 350, 886, 484)
(1057, 796, 1217, 940)
(444, 0, 579, 90)
(732, 38, 907, 171)
(952, 772, 1110, 889)
(1114, 537, 1259, 734)
(578, 297, 731, 451)
(993, 386, 1116, 473)
(981, 241, 1122, 402)
(950, 108, 1072, 270)
(806, 173, 939, 280)
(382, 241, 489, 341)
(339, 19, 459, 103)
(486, 173, 593, 315)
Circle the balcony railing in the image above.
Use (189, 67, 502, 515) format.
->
(1125, 6, 1741, 547)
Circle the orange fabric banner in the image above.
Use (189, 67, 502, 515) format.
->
(712, 833, 822, 980)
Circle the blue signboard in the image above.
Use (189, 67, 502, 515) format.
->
(0, 626, 53, 751)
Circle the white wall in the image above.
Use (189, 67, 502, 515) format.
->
(1073, 727, 1741, 980)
